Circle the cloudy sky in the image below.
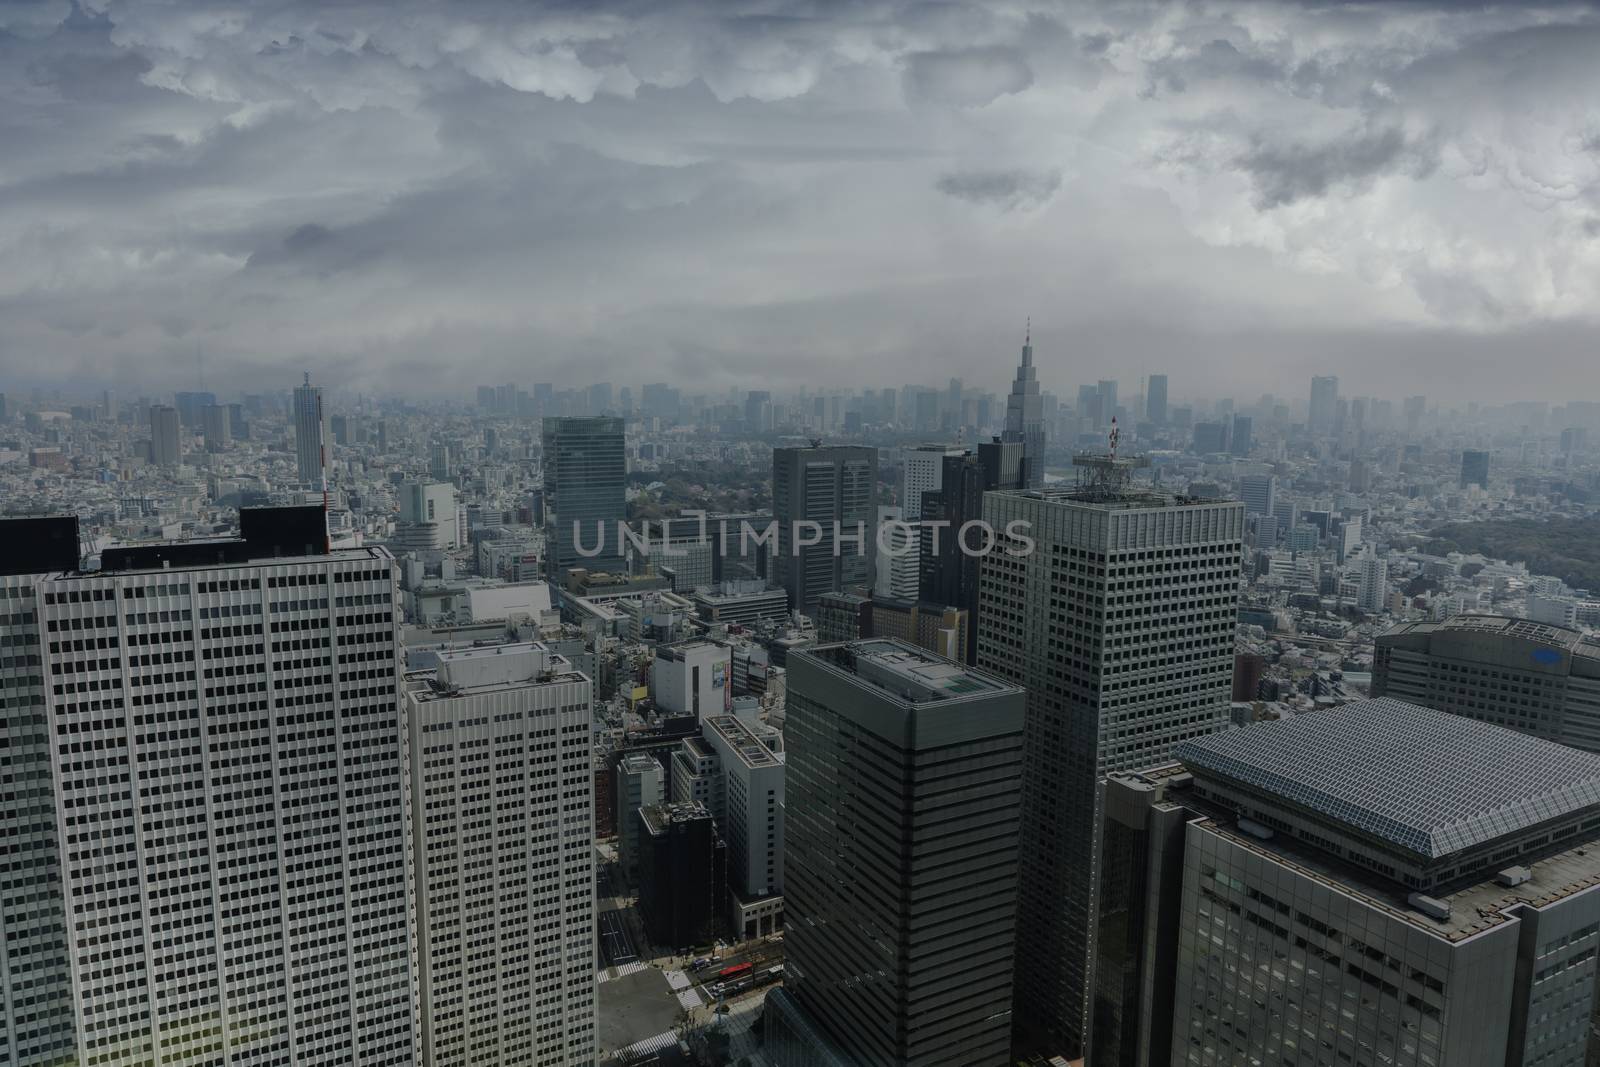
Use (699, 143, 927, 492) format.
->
(2, 0, 1598, 402)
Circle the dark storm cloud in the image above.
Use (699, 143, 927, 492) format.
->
(935, 169, 1062, 211)
(0, 0, 1597, 399)
(1236, 126, 1440, 208)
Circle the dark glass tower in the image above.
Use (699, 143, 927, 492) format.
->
(542, 416, 627, 580)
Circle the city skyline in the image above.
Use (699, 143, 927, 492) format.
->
(2, 2, 1599, 397)
(6, 2, 1600, 1065)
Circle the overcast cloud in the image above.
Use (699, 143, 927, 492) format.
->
(1, 0, 1598, 401)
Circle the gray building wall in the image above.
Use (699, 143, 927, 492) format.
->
(543, 417, 627, 580)
(0, 573, 77, 1066)
(616, 753, 664, 884)
(771, 446, 877, 616)
(408, 662, 596, 1067)
(977, 490, 1244, 1054)
(1374, 619, 1600, 753)
(777, 642, 1025, 1067)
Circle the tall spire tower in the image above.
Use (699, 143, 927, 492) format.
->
(1004, 320, 1046, 487)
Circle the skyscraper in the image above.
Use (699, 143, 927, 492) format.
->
(406, 643, 596, 1067)
(0, 507, 419, 1067)
(745, 389, 772, 433)
(978, 460, 1244, 1054)
(872, 505, 920, 601)
(1461, 448, 1490, 489)
(919, 438, 1025, 664)
(771, 443, 877, 615)
(1357, 550, 1389, 613)
(768, 640, 1025, 1067)
(542, 416, 627, 580)
(1145, 374, 1168, 425)
(900, 442, 963, 521)
(1096, 378, 1119, 426)
(1099, 700, 1600, 1067)
(0, 519, 82, 1067)
(148, 403, 180, 467)
(293, 371, 331, 486)
(1237, 473, 1275, 517)
(1308, 375, 1339, 434)
(200, 402, 230, 451)
(1003, 324, 1046, 487)
(1228, 414, 1252, 455)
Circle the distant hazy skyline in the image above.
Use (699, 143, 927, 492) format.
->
(2, 1, 1598, 401)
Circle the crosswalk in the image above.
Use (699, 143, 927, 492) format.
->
(609, 1029, 680, 1060)
(596, 960, 651, 985)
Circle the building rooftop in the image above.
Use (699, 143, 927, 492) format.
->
(705, 714, 780, 769)
(410, 641, 584, 698)
(1381, 613, 1600, 662)
(991, 481, 1234, 512)
(1195, 803, 1600, 942)
(808, 639, 1008, 703)
(641, 801, 713, 835)
(1176, 698, 1600, 861)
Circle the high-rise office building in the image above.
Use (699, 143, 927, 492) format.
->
(872, 506, 920, 601)
(1190, 421, 1227, 454)
(0, 507, 418, 1067)
(771, 444, 877, 616)
(174, 389, 217, 427)
(1357, 551, 1389, 613)
(918, 438, 1025, 664)
(1308, 374, 1339, 434)
(978, 460, 1244, 1053)
(406, 643, 595, 1067)
(616, 752, 665, 885)
(1237, 474, 1275, 517)
(0, 519, 82, 1067)
(900, 443, 963, 521)
(1145, 374, 1168, 425)
(700, 713, 785, 907)
(768, 640, 1025, 1067)
(1404, 393, 1427, 434)
(1097, 378, 1119, 425)
(200, 402, 231, 452)
(542, 416, 627, 580)
(1461, 448, 1491, 489)
(636, 803, 725, 949)
(148, 403, 180, 467)
(1228, 414, 1252, 455)
(1096, 699, 1600, 1067)
(1374, 614, 1600, 752)
(1003, 326, 1046, 487)
(293, 371, 331, 486)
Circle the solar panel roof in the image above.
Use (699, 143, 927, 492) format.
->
(1175, 698, 1600, 861)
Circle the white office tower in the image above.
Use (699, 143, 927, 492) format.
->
(395, 481, 459, 551)
(978, 455, 1244, 1055)
(900, 444, 963, 521)
(702, 714, 785, 930)
(4, 508, 418, 1067)
(872, 505, 920, 601)
(406, 643, 596, 1067)
(1357, 551, 1389, 614)
(293, 371, 331, 486)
